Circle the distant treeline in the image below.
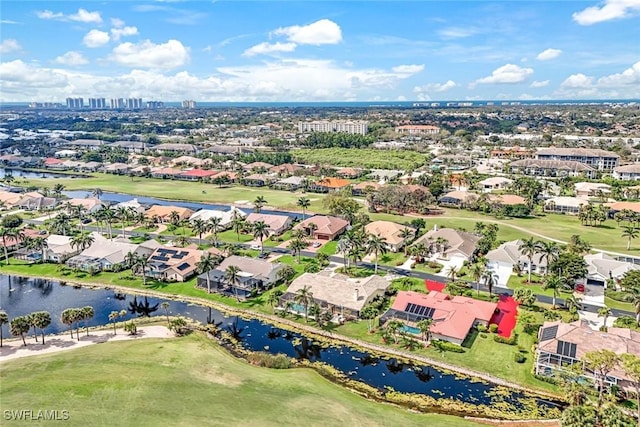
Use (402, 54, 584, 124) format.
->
(302, 132, 375, 149)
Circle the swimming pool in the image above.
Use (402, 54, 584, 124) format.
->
(401, 325, 420, 334)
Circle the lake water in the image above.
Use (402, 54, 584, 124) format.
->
(63, 190, 303, 220)
(0, 274, 561, 414)
(0, 168, 79, 180)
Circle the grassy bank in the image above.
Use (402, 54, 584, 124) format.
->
(0, 333, 481, 427)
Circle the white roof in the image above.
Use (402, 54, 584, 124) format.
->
(189, 206, 246, 225)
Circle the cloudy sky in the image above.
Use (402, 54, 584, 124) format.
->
(1, 1, 639, 102)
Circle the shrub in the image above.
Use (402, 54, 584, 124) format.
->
(494, 333, 518, 345)
(246, 352, 292, 369)
(431, 340, 465, 353)
(514, 353, 526, 363)
(605, 289, 632, 302)
(523, 323, 542, 335)
(533, 374, 559, 385)
(489, 324, 498, 333)
(476, 325, 488, 333)
(614, 316, 640, 330)
(479, 333, 488, 338)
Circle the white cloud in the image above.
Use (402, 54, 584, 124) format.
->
(413, 80, 457, 93)
(0, 60, 69, 96)
(111, 25, 139, 41)
(572, 0, 640, 25)
(437, 26, 480, 39)
(83, 30, 110, 48)
(474, 64, 534, 84)
(536, 48, 562, 61)
(1, 20, 20, 25)
(530, 80, 550, 88)
(111, 18, 125, 28)
(561, 73, 594, 88)
(37, 8, 102, 24)
(272, 19, 342, 45)
(109, 39, 190, 69)
(597, 61, 640, 86)
(391, 64, 424, 74)
(54, 51, 89, 66)
(242, 42, 297, 57)
(0, 39, 21, 54)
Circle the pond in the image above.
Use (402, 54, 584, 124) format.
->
(62, 190, 303, 220)
(0, 168, 81, 180)
(0, 275, 561, 414)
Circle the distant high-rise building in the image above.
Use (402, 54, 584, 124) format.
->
(66, 97, 84, 109)
(126, 98, 143, 109)
(182, 100, 196, 109)
(146, 101, 164, 109)
(298, 120, 369, 135)
(88, 98, 106, 109)
(110, 98, 125, 109)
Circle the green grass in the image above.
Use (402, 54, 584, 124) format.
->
(378, 251, 408, 267)
(265, 230, 292, 246)
(605, 296, 635, 312)
(217, 229, 253, 243)
(507, 274, 573, 299)
(0, 333, 479, 427)
(318, 240, 338, 255)
(292, 148, 427, 170)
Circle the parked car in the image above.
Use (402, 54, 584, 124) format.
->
(312, 242, 322, 248)
(257, 252, 269, 259)
(250, 244, 261, 250)
(575, 283, 585, 293)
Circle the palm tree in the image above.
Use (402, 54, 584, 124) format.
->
(565, 294, 583, 314)
(287, 236, 307, 262)
(0, 227, 22, 265)
(366, 233, 387, 274)
(519, 237, 541, 283)
(387, 319, 404, 344)
(399, 228, 414, 255)
(116, 206, 132, 238)
(108, 311, 119, 335)
(252, 220, 270, 253)
(81, 306, 94, 336)
(92, 188, 103, 200)
(470, 262, 485, 296)
(224, 265, 242, 301)
(297, 197, 310, 220)
(543, 274, 563, 308)
(254, 195, 267, 213)
(294, 285, 314, 322)
(168, 210, 181, 228)
(50, 212, 74, 236)
(598, 306, 612, 329)
(71, 205, 87, 232)
(2, 174, 15, 191)
(446, 265, 459, 281)
(267, 290, 283, 313)
(0, 310, 8, 347)
(196, 253, 218, 294)
(131, 254, 149, 286)
(631, 288, 640, 324)
(622, 225, 639, 250)
(232, 216, 245, 242)
(416, 318, 433, 342)
(52, 183, 65, 198)
(32, 311, 51, 344)
(482, 270, 497, 297)
(9, 316, 30, 346)
(98, 205, 116, 239)
(360, 305, 379, 333)
(538, 241, 560, 276)
(61, 308, 75, 339)
(70, 232, 95, 252)
(207, 216, 222, 246)
(192, 218, 208, 245)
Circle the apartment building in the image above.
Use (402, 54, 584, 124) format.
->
(298, 120, 369, 135)
(535, 148, 619, 171)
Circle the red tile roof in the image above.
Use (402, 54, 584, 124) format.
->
(180, 169, 218, 177)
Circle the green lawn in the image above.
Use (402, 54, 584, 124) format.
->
(217, 229, 254, 243)
(605, 296, 635, 312)
(265, 230, 292, 247)
(318, 240, 338, 255)
(0, 333, 478, 427)
(507, 274, 574, 299)
(378, 251, 408, 267)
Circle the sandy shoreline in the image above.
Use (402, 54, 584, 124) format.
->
(0, 325, 173, 363)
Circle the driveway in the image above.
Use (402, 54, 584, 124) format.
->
(581, 284, 605, 307)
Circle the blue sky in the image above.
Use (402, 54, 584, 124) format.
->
(1, 1, 639, 102)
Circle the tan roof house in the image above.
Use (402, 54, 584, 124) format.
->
(364, 220, 411, 252)
(145, 205, 195, 222)
(294, 215, 349, 241)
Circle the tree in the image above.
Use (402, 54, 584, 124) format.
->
(416, 318, 433, 342)
(61, 308, 75, 339)
(70, 232, 95, 252)
(254, 195, 267, 213)
(267, 290, 283, 313)
(92, 188, 103, 200)
(168, 210, 181, 228)
(276, 265, 295, 284)
(550, 252, 588, 282)
(232, 216, 245, 242)
(98, 205, 116, 239)
(598, 306, 612, 329)
(161, 302, 170, 325)
(109, 311, 119, 335)
(294, 285, 314, 322)
(360, 305, 379, 333)
(519, 237, 541, 283)
(538, 241, 560, 275)
(567, 235, 592, 255)
(207, 216, 222, 247)
(482, 270, 498, 297)
(470, 262, 485, 296)
(583, 349, 620, 410)
(2, 174, 15, 191)
(621, 353, 640, 427)
(386, 319, 404, 344)
(399, 228, 414, 255)
(446, 265, 459, 281)
(26, 236, 48, 264)
(191, 218, 208, 245)
(366, 233, 387, 274)
(287, 236, 307, 262)
(196, 253, 218, 294)
(169, 317, 188, 335)
(52, 183, 66, 198)
(32, 311, 51, 344)
(129, 253, 149, 286)
(0, 310, 7, 347)
(49, 213, 73, 236)
(410, 218, 426, 236)
(513, 287, 536, 306)
(622, 226, 639, 250)
(27, 313, 39, 343)
(81, 306, 94, 336)
(560, 405, 596, 427)
(9, 315, 30, 346)
(297, 197, 310, 220)
(543, 274, 564, 308)
(0, 227, 22, 266)
(224, 265, 242, 301)
(252, 220, 270, 253)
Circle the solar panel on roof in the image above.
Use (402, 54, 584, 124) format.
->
(177, 262, 190, 271)
(404, 302, 435, 319)
(540, 325, 558, 341)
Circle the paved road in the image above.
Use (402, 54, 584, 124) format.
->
(25, 218, 635, 318)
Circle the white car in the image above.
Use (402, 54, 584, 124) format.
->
(250, 244, 261, 250)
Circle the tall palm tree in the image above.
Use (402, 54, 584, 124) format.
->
(192, 218, 208, 245)
(116, 206, 132, 239)
(161, 302, 170, 325)
(98, 205, 116, 239)
(543, 274, 563, 308)
(519, 237, 541, 283)
(481, 270, 497, 297)
(168, 210, 181, 228)
(32, 311, 51, 344)
(0, 310, 8, 347)
(224, 265, 242, 301)
(72, 205, 87, 232)
(622, 226, 639, 251)
(598, 306, 612, 329)
(294, 285, 314, 322)
(471, 262, 485, 296)
(2, 174, 15, 191)
(254, 195, 267, 213)
(446, 265, 459, 281)
(207, 216, 222, 246)
(70, 232, 95, 252)
(196, 253, 219, 294)
(232, 216, 245, 242)
(267, 290, 283, 313)
(416, 318, 433, 342)
(9, 316, 30, 346)
(109, 311, 119, 335)
(252, 220, 270, 253)
(297, 197, 310, 220)
(52, 183, 65, 198)
(366, 233, 387, 274)
(92, 188, 103, 200)
(0, 227, 22, 265)
(538, 241, 560, 276)
(81, 306, 94, 336)
(287, 236, 307, 262)
(129, 253, 149, 286)
(61, 309, 76, 339)
(399, 228, 414, 255)
(50, 213, 74, 236)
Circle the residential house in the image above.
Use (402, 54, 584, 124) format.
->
(486, 240, 548, 287)
(490, 146, 536, 159)
(151, 143, 198, 154)
(66, 197, 103, 213)
(243, 174, 272, 187)
(613, 164, 640, 181)
(66, 233, 160, 272)
(196, 255, 283, 298)
(146, 246, 203, 282)
(543, 196, 587, 214)
(438, 190, 479, 208)
(477, 177, 513, 193)
(211, 171, 238, 183)
(364, 220, 410, 252)
(245, 213, 293, 236)
(606, 201, 640, 215)
(145, 205, 195, 223)
(189, 206, 246, 229)
(535, 320, 640, 392)
(536, 148, 619, 171)
(170, 156, 210, 167)
(574, 182, 611, 198)
(109, 140, 146, 153)
(0, 190, 26, 208)
(509, 159, 597, 179)
(0, 229, 42, 256)
(177, 169, 218, 181)
(272, 176, 306, 191)
(352, 181, 382, 196)
(294, 215, 349, 241)
(43, 235, 79, 262)
(280, 272, 390, 319)
(113, 198, 146, 215)
(381, 291, 497, 345)
(269, 163, 301, 176)
(309, 177, 351, 193)
(151, 167, 182, 179)
(583, 252, 640, 287)
(16, 192, 57, 211)
(102, 163, 131, 174)
(243, 162, 274, 172)
(395, 124, 440, 135)
(413, 227, 480, 264)
(487, 194, 527, 207)
(336, 167, 362, 179)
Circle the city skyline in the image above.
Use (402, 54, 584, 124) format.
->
(1, 1, 639, 102)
